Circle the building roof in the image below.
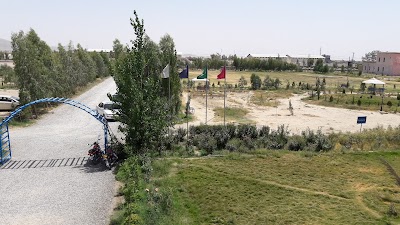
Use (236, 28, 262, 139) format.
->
(247, 54, 287, 58)
(287, 54, 325, 59)
(378, 52, 400, 55)
(87, 48, 113, 52)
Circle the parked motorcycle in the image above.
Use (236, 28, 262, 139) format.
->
(87, 142, 102, 165)
(104, 145, 118, 169)
(87, 141, 118, 169)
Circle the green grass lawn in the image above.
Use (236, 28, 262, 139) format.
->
(150, 151, 400, 224)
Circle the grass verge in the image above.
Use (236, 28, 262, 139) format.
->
(115, 151, 400, 224)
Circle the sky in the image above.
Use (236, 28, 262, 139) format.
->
(2, 0, 400, 60)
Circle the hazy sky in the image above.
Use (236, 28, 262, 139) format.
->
(2, 0, 400, 60)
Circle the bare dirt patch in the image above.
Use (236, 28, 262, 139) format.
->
(181, 91, 400, 134)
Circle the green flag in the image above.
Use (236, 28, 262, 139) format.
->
(197, 67, 208, 79)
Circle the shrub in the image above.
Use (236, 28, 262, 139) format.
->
(194, 133, 217, 155)
(388, 100, 393, 107)
(301, 129, 332, 152)
(287, 135, 305, 151)
(226, 138, 242, 152)
(258, 125, 270, 137)
(226, 123, 236, 139)
(329, 95, 333, 102)
(388, 203, 398, 217)
(236, 124, 258, 139)
(357, 99, 362, 106)
(176, 127, 186, 142)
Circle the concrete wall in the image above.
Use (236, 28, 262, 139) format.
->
(0, 60, 14, 68)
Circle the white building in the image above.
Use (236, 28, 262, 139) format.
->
(247, 54, 289, 63)
(286, 55, 326, 67)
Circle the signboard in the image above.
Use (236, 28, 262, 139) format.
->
(357, 116, 367, 124)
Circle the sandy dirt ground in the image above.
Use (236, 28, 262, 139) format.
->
(180, 91, 400, 134)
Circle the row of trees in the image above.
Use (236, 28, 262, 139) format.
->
(11, 29, 111, 108)
(250, 73, 282, 90)
(233, 56, 298, 71)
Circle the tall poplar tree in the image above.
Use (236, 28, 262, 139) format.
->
(114, 11, 169, 155)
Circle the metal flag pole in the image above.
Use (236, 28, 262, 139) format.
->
(224, 64, 226, 126)
(205, 66, 208, 125)
(187, 65, 189, 143)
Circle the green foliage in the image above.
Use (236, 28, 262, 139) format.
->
(287, 135, 305, 151)
(250, 73, 261, 90)
(262, 75, 281, 90)
(313, 59, 329, 74)
(341, 65, 345, 73)
(113, 11, 170, 155)
(0, 65, 16, 84)
(228, 55, 298, 71)
(238, 76, 247, 89)
(11, 29, 111, 118)
(329, 95, 333, 102)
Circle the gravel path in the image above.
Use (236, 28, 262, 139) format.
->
(0, 77, 120, 225)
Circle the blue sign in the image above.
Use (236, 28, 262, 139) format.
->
(357, 116, 367, 124)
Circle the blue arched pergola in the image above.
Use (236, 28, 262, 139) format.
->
(0, 97, 109, 164)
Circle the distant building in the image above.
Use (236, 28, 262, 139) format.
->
(362, 52, 400, 76)
(286, 54, 325, 67)
(246, 54, 289, 63)
(0, 60, 14, 68)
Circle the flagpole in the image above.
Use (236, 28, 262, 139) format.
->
(187, 65, 189, 144)
(224, 64, 226, 126)
(205, 65, 208, 125)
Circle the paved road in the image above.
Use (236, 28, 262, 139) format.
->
(0, 77, 120, 225)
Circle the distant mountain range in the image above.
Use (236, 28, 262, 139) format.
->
(0, 38, 12, 52)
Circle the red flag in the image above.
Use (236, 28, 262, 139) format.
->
(217, 66, 226, 79)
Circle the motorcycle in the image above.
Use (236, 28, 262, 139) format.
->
(87, 142, 103, 165)
(87, 141, 118, 169)
(104, 145, 118, 170)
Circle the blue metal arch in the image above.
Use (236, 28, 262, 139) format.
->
(0, 97, 109, 164)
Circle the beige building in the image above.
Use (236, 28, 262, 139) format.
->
(247, 54, 289, 63)
(362, 52, 400, 76)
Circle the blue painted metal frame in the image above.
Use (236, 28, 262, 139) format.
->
(0, 97, 109, 164)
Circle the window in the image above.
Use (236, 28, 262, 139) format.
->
(365, 66, 367, 70)
(378, 67, 380, 72)
(379, 58, 381, 62)
(383, 67, 385, 72)
(384, 58, 386, 62)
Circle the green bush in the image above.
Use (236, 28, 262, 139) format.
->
(226, 138, 242, 152)
(236, 124, 258, 139)
(176, 127, 187, 142)
(287, 135, 306, 151)
(258, 125, 270, 137)
(329, 95, 333, 102)
(388, 100, 393, 107)
(196, 133, 217, 155)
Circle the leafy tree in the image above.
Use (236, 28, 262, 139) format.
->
(238, 76, 247, 89)
(112, 39, 125, 60)
(307, 58, 314, 67)
(0, 65, 16, 84)
(362, 50, 380, 61)
(91, 51, 107, 78)
(250, 73, 261, 90)
(341, 65, 345, 73)
(11, 29, 54, 105)
(113, 11, 169, 155)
